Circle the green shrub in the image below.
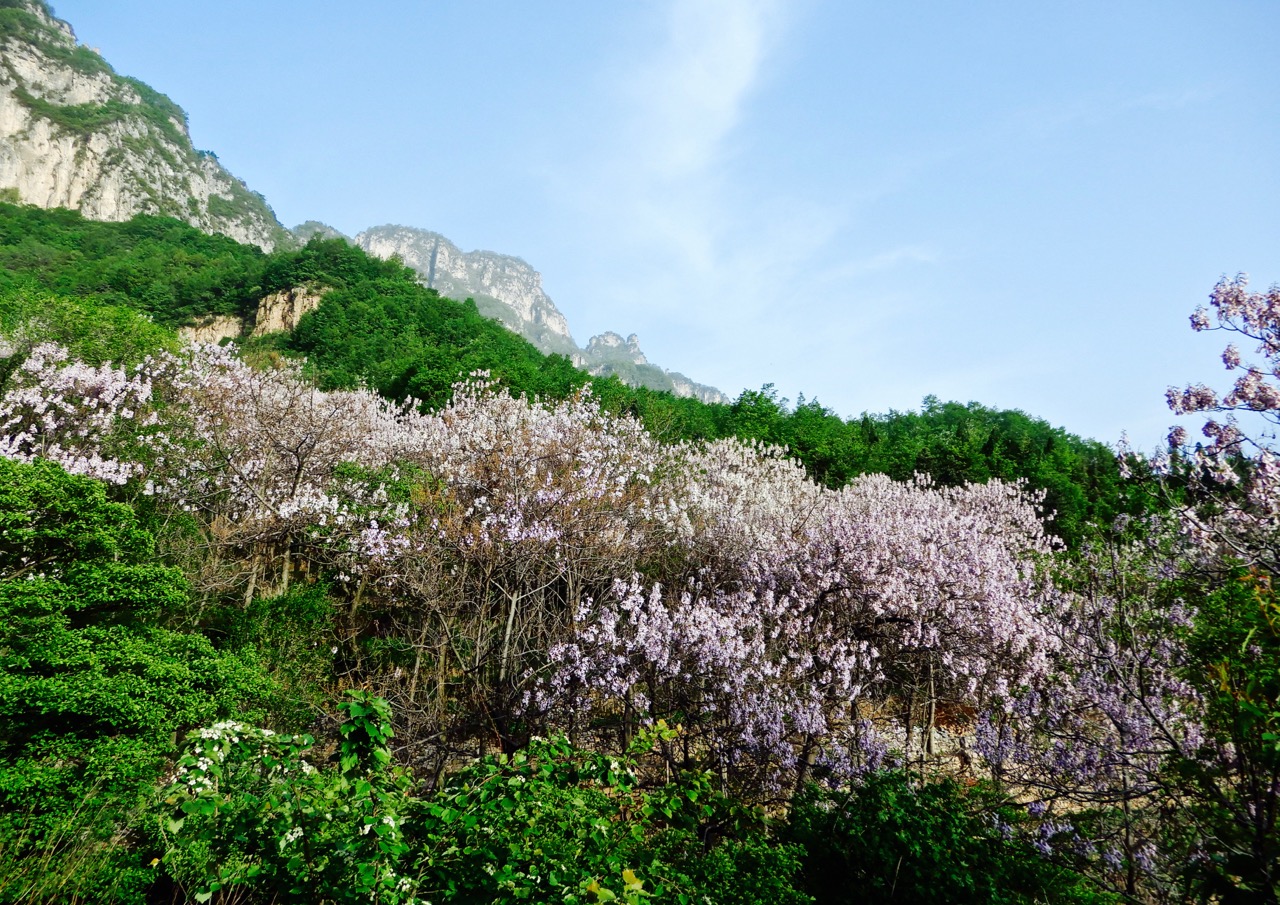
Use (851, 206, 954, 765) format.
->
(219, 584, 337, 720)
(410, 725, 810, 905)
(161, 692, 418, 904)
(0, 286, 178, 369)
(785, 772, 1114, 905)
(0, 459, 277, 904)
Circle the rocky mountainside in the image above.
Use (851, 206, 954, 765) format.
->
(584, 331, 729, 404)
(322, 222, 728, 404)
(0, 0, 287, 250)
(586, 331, 649, 365)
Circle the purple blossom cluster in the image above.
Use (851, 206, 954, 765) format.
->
(0, 342, 156, 483)
(539, 440, 1060, 782)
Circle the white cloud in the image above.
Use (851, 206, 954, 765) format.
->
(546, 0, 951, 408)
(623, 0, 781, 181)
(556, 0, 834, 324)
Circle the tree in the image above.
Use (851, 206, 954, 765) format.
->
(989, 275, 1280, 902)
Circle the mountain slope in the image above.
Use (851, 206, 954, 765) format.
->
(0, 0, 287, 250)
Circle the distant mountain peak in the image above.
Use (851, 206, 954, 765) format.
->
(291, 221, 350, 244)
(354, 224, 579, 359)
(348, 223, 729, 404)
(586, 331, 648, 366)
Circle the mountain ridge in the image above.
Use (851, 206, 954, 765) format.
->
(0, 0, 727, 402)
(298, 221, 729, 404)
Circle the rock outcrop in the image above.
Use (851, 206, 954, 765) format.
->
(252, 285, 325, 336)
(0, 0, 288, 250)
(174, 285, 328, 344)
(178, 315, 243, 345)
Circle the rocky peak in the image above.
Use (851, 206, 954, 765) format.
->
(0, 1, 288, 249)
(292, 220, 350, 244)
(581, 330, 728, 405)
(353, 222, 730, 404)
(585, 331, 648, 366)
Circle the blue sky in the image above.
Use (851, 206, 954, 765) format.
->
(52, 0, 1280, 446)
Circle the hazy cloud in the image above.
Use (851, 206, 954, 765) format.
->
(624, 0, 781, 181)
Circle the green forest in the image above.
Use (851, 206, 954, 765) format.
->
(2, 202, 1277, 905)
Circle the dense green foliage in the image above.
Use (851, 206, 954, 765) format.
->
(1175, 572, 1280, 900)
(0, 286, 178, 368)
(162, 692, 416, 904)
(163, 709, 811, 905)
(406, 726, 809, 905)
(786, 773, 1114, 905)
(290, 279, 588, 408)
(708, 387, 1125, 546)
(0, 459, 277, 904)
(0, 203, 271, 325)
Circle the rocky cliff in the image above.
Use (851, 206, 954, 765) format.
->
(176, 284, 327, 344)
(583, 331, 728, 404)
(0, 0, 288, 250)
(354, 224, 580, 359)
(351, 223, 729, 404)
(585, 331, 649, 365)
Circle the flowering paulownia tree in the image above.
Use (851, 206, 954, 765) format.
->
(539, 437, 1061, 790)
(0, 341, 158, 484)
(1165, 275, 1280, 573)
(334, 376, 676, 768)
(994, 275, 1280, 901)
(148, 343, 425, 603)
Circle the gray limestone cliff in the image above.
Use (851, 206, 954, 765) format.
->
(586, 331, 648, 365)
(351, 223, 729, 404)
(0, 0, 288, 250)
